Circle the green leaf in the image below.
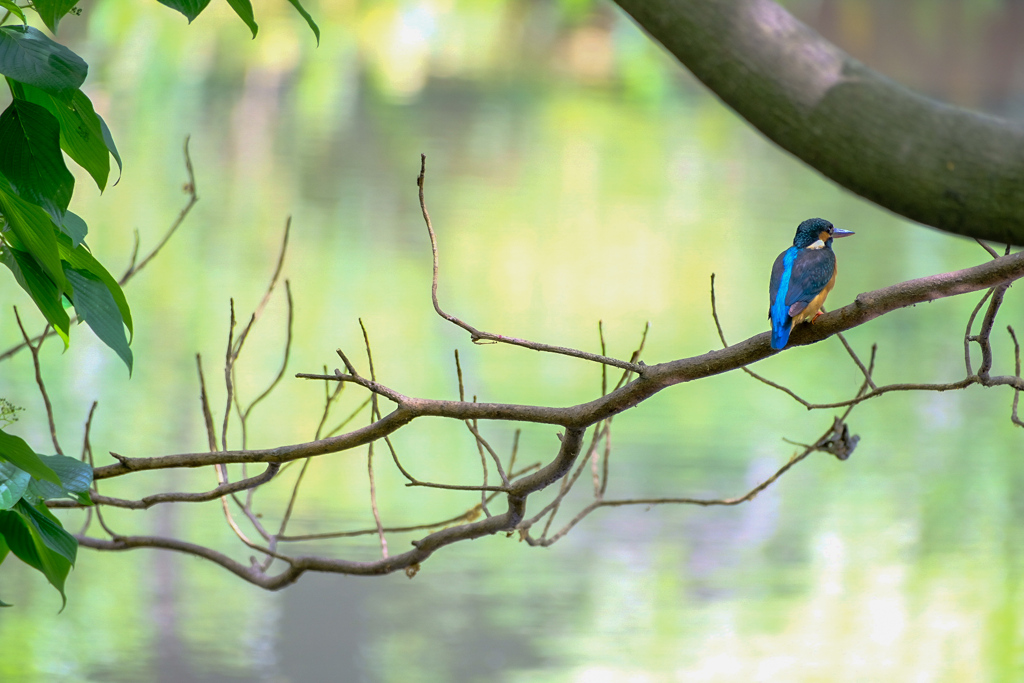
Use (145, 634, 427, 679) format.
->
(0, 98, 75, 220)
(41, 454, 92, 493)
(59, 210, 87, 247)
(19, 85, 110, 192)
(0, 460, 30, 509)
(0, 429, 60, 485)
(34, 1, 80, 35)
(0, 507, 71, 608)
(0, 245, 71, 346)
(156, 0, 213, 22)
(96, 113, 122, 184)
(0, 174, 66, 293)
(25, 453, 92, 503)
(65, 266, 133, 373)
(0, 26, 87, 99)
(285, 0, 320, 45)
(16, 500, 76, 565)
(225, 0, 258, 37)
(0, 2, 26, 24)
(0, 531, 12, 605)
(57, 232, 132, 340)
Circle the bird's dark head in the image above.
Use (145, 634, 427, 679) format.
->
(792, 217, 854, 249)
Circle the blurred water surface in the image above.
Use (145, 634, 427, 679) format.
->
(2, 1, 1024, 681)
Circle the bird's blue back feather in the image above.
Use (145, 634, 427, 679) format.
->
(770, 247, 798, 349)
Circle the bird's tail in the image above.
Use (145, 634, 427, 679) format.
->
(770, 311, 791, 350)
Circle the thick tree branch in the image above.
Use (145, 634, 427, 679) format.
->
(612, 0, 1024, 244)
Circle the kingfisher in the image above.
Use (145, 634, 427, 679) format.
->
(769, 218, 854, 350)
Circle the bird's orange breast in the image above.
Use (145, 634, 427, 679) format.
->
(790, 263, 838, 326)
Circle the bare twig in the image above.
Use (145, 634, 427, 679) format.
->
(121, 137, 199, 281)
(195, 354, 219, 453)
(278, 462, 540, 542)
(964, 289, 992, 376)
(417, 154, 643, 374)
(836, 331, 878, 391)
(977, 283, 1010, 379)
(324, 396, 371, 439)
(13, 309, 62, 456)
(237, 280, 294, 448)
(49, 464, 280, 509)
(359, 319, 389, 559)
(221, 300, 237, 452)
(525, 417, 846, 547)
(1009, 326, 1023, 428)
(975, 238, 1000, 260)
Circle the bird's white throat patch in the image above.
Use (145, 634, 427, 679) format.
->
(806, 239, 826, 250)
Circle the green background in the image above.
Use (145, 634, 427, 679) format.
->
(2, 0, 1023, 680)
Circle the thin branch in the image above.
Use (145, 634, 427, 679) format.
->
(221, 299, 237, 452)
(454, 350, 490, 514)
(196, 354, 218, 452)
(964, 289, 993, 376)
(239, 280, 294, 435)
(13, 309, 62, 456)
(367, 442, 388, 557)
(359, 319, 389, 559)
(527, 417, 845, 547)
(836, 331, 878, 391)
(0, 142, 198, 365)
(325, 396, 371, 439)
(77, 401, 99, 536)
(121, 137, 199, 281)
(710, 273, 816, 406)
(1009, 326, 1023, 428)
(314, 366, 344, 440)
(975, 238, 1001, 260)
(527, 422, 610, 535)
(297, 370, 408, 406)
(594, 322, 607, 495)
(977, 283, 1010, 379)
(278, 463, 540, 542)
(49, 464, 280, 509)
(508, 429, 521, 478)
(467, 418, 510, 487)
(416, 154, 643, 374)
(277, 459, 312, 540)
(81, 402, 98, 463)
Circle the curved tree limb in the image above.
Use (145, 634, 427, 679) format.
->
(611, 0, 1024, 244)
(91, 249, 1024, 480)
(63, 243, 1024, 590)
(56, 152, 1024, 591)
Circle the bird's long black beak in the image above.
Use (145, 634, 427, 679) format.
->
(833, 228, 855, 238)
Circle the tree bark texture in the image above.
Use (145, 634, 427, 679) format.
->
(612, 0, 1024, 245)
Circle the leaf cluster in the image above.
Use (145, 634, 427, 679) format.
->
(0, 4, 129, 608)
(0, 16, 131, 369)
(157, 0, 321, 43)
(0, 0, 318, 606)
(0, 426, 92, 608)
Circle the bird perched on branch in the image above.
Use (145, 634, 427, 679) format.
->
(769, 218, 854, 350)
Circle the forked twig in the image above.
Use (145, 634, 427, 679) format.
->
(417, 154, 643, 374)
